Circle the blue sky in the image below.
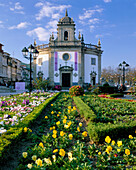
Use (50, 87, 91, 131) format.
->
(0, 0, 136, 69)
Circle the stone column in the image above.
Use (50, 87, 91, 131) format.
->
(78, 51, 82, 86)
(98, 53, 101, 85)
(81, 51, 84, 85)
(49, 51, 54, 87)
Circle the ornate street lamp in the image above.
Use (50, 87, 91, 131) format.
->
(118, 61, 129, 86)
(22, 44, 39, 92)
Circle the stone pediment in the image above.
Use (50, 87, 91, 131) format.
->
(59, 66, 73, 71)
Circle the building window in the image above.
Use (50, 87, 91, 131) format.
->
(62, 53, 70, 61)
(38, 58, 42, 65)
(64, 31, 68, 41)
(91, 58, 96, 65)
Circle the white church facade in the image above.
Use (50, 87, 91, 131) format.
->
(34, 10, 103, 88)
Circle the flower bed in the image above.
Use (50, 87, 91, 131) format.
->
(88, 135, 136, 169)
(74, 95, 136, 143)
(16, 93, 92, 169)
(15, 93, 136, 169)
(1, 93, 136, 169)
(0, 91, 59, 158)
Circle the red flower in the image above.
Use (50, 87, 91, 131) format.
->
(114, 154, 118, 157)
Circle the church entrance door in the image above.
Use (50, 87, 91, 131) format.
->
(92, 77, 96, 85)
(62, 73, 70, 87)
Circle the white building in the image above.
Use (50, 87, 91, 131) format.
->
(34, 10, 103, 88)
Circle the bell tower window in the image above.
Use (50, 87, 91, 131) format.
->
(64, 31, 68, 41)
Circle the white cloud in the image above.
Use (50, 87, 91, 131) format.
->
(95, 34, 104, 38)
(35, 2, 71, 20)
(95, 33, 111, 38)
(27, 27, 50, 41)
(79, 7, 103, 33)
(0, 3, 5, 6)
(10, 2, 24, 14)
(79, 7, 103, 21)
(89, 18, 99, 24)
(46, 20, 58, 29)
(90, 25, 95, 32)
(35, 2, 44, 7)
(0, 21, 4, 28)
(104, 0, 112, 3)
(9, 22, 30, 30)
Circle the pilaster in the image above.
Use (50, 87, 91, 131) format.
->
(98, 53, 101, 85)
(49, 51, 54, 86)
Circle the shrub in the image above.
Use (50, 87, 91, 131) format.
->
(54, 85, 62, 91)
(69, 85, 84, 96)
(110, 93, 124, 98)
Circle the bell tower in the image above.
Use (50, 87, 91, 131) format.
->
(56, 9, 76, 43)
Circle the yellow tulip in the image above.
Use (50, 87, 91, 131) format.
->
(60, 131, 65, 137)
(69, 134, 73, 140)
(63, 119, 67, 124)
(53, 149, 58, 153)
(59, 149, 65, 157)
(125, 149, 130, 155)
(22, 152, 27, 158)
(105, 136, 111, 144)
(56, 121, 60, 125)
(27, 163, 32, 169)
(129, 135, 133, 139)
(117, 141, 122, 147)
(77, 127, 80, 132)
(39, 142, 44, 148)
(36, 158, 43, 167)
(24, 127, 28, 133)
(45, 116, 48, 119)
(79, 122, 82, 127)
(52, 133, 57, 138)
(32, 155, 37, 161)
(82, 131, 88, 137)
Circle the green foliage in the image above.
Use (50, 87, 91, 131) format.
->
(69, 85, 84, 96)
(0, 92, 60, 159)
(110, 93, 124, 98)
(103, 82, 110, 87)
(73, 96, 96, 121)
(33, 78, 50, 91)
(76, 94, 136, 143)
(87, 121, 136, 143)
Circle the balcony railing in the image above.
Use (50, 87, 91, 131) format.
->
(84, 44, 99, 50)
(37, 44, 49, 50)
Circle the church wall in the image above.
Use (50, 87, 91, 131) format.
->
(54, 51, 78, 85)
(36, 53, 49, 79)
(84, 54, 98, 84)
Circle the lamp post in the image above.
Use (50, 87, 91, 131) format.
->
(22, 44, 39, 92)
(118, 61, 129, 86)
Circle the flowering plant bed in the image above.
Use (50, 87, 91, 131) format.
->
(0, 93, 136, 169)
(74, 95, 136, 143)
(0, 91, 59, 158)
(16, 93, 92, 169)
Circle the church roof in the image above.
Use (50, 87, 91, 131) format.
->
(58, 9, 74, 25)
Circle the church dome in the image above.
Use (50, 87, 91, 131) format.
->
(61, 16, 72, 23)
(58, 9, 74, 25)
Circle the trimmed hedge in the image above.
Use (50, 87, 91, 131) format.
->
(73, 95, 136, 143)
(87, 121, 136, 143)
(0, 92, 60, 158)
(73, 96, 96, 121)
(110, 93, 124, 98)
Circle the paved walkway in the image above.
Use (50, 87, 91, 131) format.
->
(119, 94, 136, 100)
(0, 90, 26, 96)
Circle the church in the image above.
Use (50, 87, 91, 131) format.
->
(34, 10, 103, 88)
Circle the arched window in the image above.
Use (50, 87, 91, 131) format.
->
(64, 31, 68, 41)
